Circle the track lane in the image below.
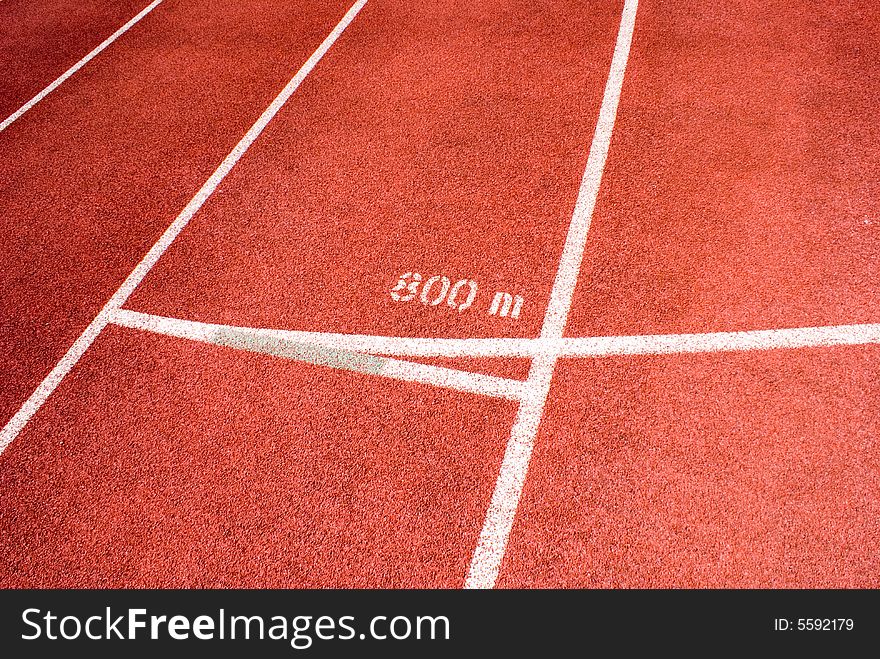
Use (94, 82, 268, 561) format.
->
(0, 0, 353, 427)
(566, 0, 880, 338)
(4, 0, 876, 590)
(0, 0, 150, 120)
(0, 325, 516, 587)
(123, 0, 623, 351)
(497, 347, 880, 588)
(490, 0, 880, 586)
(1, 0, 626, 586)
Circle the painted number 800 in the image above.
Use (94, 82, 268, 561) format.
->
(390, 272, 477, 313)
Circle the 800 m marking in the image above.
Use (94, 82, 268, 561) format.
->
(390, 272, 524, 320)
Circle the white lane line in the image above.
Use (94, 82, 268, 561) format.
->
(110, 309, 528, 400)
(465, 0, 640, 589)
(0, 0, 163, 133)
(463, 356, 554, 585)
(111, 310, 880, 359)
(539, 2, 638, 342)
(0, 0, 368, 456)
(378, 360, 526, 400)
(558, 323, 880, 357)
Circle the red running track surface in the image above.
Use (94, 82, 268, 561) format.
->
(566, 0, 880, 337)
(1, 0, 878, 588)
(0, 326, 516, 587)
(0, 0, 354, 424)
(497, 347, 880, 588)
(0, 0, 149, 119)
(124, 0, 620, 343)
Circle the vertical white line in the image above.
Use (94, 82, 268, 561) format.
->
(539, 0, 639, 341)
(0, 0, 164, 133)
(0, 0, 369, 456)
(465, 0, 639, 589)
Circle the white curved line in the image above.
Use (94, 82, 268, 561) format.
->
(110, 308, 537, 356)
(110, 309, 529, 400)
(111, 309, 880, 359)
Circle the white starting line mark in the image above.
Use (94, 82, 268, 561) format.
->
(0, 0, 164, 133)
(106, 305, 880, 584)
(0, 0, 369, 456)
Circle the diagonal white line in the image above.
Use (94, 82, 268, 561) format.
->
(538, 2, 639, 342)
(0, 0, 368, 457)
(465, 0, 640, 589)
(378, 360, 528, 400)
(0, 0, 164, 133)
(110, 309, 528, 400)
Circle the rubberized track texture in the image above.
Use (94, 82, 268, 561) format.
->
(0, 0, 878, 588)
